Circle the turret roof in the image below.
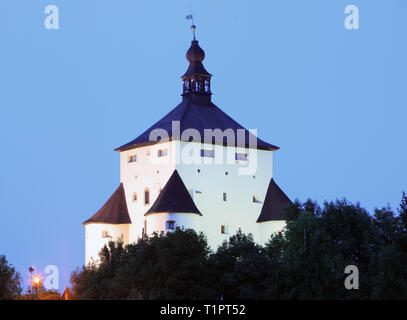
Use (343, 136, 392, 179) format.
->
(83, 183, 131, 225)
(145, 170, 201, 216)
(257, 178, 292, 222)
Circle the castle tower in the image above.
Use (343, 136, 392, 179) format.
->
(83, 28, 291, 265)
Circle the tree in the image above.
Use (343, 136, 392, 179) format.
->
(266, 199, 379, 299)
(370, 192, 407, 299)
(71, 228, 217, 300)
(0, 255, 22, 299)
(398, 191, 407, 231)
(209, 230, 273, 299)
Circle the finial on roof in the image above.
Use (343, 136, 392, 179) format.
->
(185, 14, 196, 40)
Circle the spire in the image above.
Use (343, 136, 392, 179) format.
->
(185, 14, 196, 40)
(182, 16, 212, 100)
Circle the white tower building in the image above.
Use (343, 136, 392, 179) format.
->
(83, 32, 291, 265)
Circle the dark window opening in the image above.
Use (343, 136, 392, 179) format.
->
(166, 220, 175, 230)
(145, 188, 150, 205)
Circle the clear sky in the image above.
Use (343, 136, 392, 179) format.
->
(0, 0, 406, 292)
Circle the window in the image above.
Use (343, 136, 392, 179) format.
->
(101, 230, 111, 238)
(166, 220, 176, 230)
(221, 225, 228, 234)
(143, 220, 147, 236)
(128, 154, 137, 163)
(253, 195, 261, 203)
(158, 149, 168, 157)
(147, 150, 151, 156)
(132, 192, 137, 202)
(200, 149, 215, 158)
(235, 153, 248, 161)
(204, 79, 210, 92)
(223, 192, 227, 201)
(144, 188, 150, 205)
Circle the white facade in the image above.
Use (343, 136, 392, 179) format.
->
(84, 223, 130, 265)
(84, 139, 285, 265)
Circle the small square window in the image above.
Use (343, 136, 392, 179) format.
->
(128, 155, 137, 163)
(158, 149, 168, 157)
(200, 149, 215, 158)
(166, 220, 175, 230)
(101, 230, 111, 238)
(235, 153, 248, 161)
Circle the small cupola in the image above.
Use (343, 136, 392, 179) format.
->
(181, 23, 212, 97)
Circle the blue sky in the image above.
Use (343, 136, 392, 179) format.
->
(0, 0, 406, 292)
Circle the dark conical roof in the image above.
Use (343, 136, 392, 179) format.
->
(256, 178, 292, 222)
(145, 170, 201, 216)
(83, 183, 131, 225)
(115, 96, 279, 151)
(61, 288, 73, 300)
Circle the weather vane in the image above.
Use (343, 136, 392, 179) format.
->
(185, 14, 196, 40)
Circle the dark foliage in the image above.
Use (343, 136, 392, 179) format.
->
(70, 192, 407, 300)
(71, 229, 216, 299)
(0, 255, 22, 299)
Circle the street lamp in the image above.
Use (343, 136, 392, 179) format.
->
(33, 275, 41, 299)
(28, 266, 35, 294)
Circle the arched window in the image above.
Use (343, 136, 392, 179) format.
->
(144, 188, 150, 205)
(204, 79, 210, 92)
(132, 192, 137, 202)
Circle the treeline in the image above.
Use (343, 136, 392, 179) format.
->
(70, 192, 407, 300)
